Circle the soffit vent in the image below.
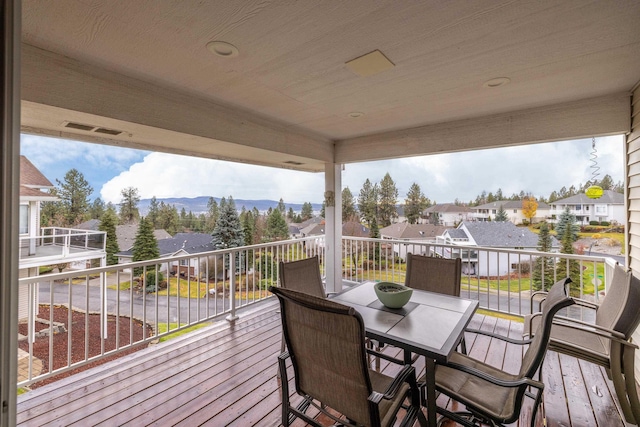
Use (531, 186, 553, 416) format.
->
(94, 127, 123, 136)
(63, 121, 124, 136)
(64, 122, 96, 131)
(284, 160, 304, 165)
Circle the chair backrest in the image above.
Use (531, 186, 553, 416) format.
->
(405, 253, 462, 296)
(595, 263, 640, 339)
(520, 277, 575, 379)
(270, 286, 374, 425)
(278, 256, 325, 298)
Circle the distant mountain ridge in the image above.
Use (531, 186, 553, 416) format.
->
(138, 196, 322, 215)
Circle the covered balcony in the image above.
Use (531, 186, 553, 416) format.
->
(2, 1, 640, 425)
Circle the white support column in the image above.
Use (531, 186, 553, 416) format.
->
(324, 163, 343, 293)
(1, 1, 20, 424)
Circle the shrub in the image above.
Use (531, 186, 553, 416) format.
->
(589, 221, 600, 226)
(600, 221, 610, 226)
(144, 271, 165, 293)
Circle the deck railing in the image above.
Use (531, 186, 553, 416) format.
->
(19, 227, 106, 265)
(17, 235, 617, 387)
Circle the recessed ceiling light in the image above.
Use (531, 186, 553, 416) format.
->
(483, 77, 511, 88)
(206, 41, 239, 58)
(347, 112, 365, 118)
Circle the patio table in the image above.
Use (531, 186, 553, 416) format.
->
(331, 281, 478, 427)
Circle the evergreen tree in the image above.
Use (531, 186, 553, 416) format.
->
(342, 187, 357, 221)
(264, 208, 290, 241)
(532, 222, 555, 291)
(556, 227, 581, 295)
(205, 197, 219, 233)
(494, 204, 509, 222)
(358, 179, 378, 229)
(556, 206, 580, 242)
(287, 207, 295, 221)
(320, 201, 326, 218)
(157, 202, 180, 235)
(40, 188, 64, 226)
(240, 208, 256, 246)
(211, 196, 244, 250)
(132, 216, 159, 275)
(56, 168, 93, 226)
(99, 208, 120, 265)
(147, 196, 160, 228)
(405, 183, 428, 224)
(378, 173, 398, 227)
(277, 198, 286, 213)
(119, 187, 140, 224)
(300, 202, 314, 221)
(90, 197, 106, 220)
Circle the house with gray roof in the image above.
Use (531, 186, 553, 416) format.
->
(549, 190, 624, 225)
(380, 223, 450, 260)
(436, 221, 559, 276)
(423, 203, 473, 226)
(471, 200, 550, 225)
(116, 232, 215, 278)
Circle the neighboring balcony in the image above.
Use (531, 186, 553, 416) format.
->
(19, 227, 107, 269)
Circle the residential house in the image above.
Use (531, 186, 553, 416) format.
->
(342, 221, 370, 237)
(549, 190, 625, 225)
(471, 200, 550, 224)
(423, 203, 473, 226)
(77, 219, 172, 252)
(116, 232, 214, 278)
(380, 223, 449, 260)
(18, 156, 106, 320)
(437, 221, 559, 276)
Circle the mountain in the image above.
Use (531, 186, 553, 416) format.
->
(138, 196, 322, 215)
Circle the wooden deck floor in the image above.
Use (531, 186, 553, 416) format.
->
(16, 299, 632, 426)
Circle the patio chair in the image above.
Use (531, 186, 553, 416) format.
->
(524, 264, 640, 425)
(270, 286, 427, 427)
(404, 253, 467, 354)
(433, 277, 574, 427)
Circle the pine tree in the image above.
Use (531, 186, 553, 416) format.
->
(240, 208, 255, 246)
(264, 208, 289, 241)
(99, 207, 120, 265)
(532, 222, 555, 291)
(157, 202, 180, 235)
(494, 204, 509, 222)
(287, 207, 295, 221)
(147, 196, 160, 228)
(405, 183, 428, 224)
(205, 197, 219, 233)
(132, 216, 159, 275)
(378, 173, 398, 227)
(358, 179, 378, 229)
(119, 187, 140, 224)
(342, 187, 357, 221)
(300, 202, 314, 221)
(90, 197, 106, 220)
(556, 206, 580, 242)
(56, 168, 93, 226)
(277, 198, 286, 213)
(211, 196, 244, 250)
(556, 227, 581, 295)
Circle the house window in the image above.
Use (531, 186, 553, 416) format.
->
(19, 204, 29, 235)
(492, 209, 496, 214)
(179, 259, 188, 266)
(513, 209, 517, 213)
(595, 206, 607, 214)
(575, 205, 581, 210)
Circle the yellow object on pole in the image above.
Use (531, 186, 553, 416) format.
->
(586, 185, 604, 199)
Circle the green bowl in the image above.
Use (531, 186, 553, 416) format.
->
(374, 282, 413, 309)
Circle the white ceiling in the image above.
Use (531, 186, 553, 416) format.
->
(20, 0, 640, 171)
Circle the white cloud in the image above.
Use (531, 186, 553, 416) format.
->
(100, 152, 325, 204)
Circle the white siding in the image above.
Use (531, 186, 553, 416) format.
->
(627, 84, 640, 381)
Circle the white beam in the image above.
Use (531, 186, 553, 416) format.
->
(21, 44, 333, 171)
(336, 93, 631, 163)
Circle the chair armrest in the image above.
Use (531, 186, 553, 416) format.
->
(365, 347, 405, 365)
(368, 364, 417, 404)
(465, 328, 532, 346)
(442, 360, 544, 391)
(551, 318, 637, 347)
(530, 290, 599, 312)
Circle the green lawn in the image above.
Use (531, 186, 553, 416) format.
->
(155, 322, 210, 342)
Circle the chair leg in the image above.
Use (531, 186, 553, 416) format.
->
(611, 344, 636, 423)
(622, 346, 640, 425)
(278, 355, 291, 426)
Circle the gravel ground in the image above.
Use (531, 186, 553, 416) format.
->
(18, 305, 152, 389)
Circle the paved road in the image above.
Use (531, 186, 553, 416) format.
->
(38, 281, 247, 325)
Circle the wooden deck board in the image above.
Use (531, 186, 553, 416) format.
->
(16, 299, 634, 427)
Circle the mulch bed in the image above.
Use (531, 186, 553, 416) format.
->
(18, 305, 152, 389)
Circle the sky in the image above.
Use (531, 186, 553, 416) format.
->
(20, 133, 625, 206)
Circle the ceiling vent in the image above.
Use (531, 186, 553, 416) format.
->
(63, 121, 125, 136)
(284, 160, 304, 165)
